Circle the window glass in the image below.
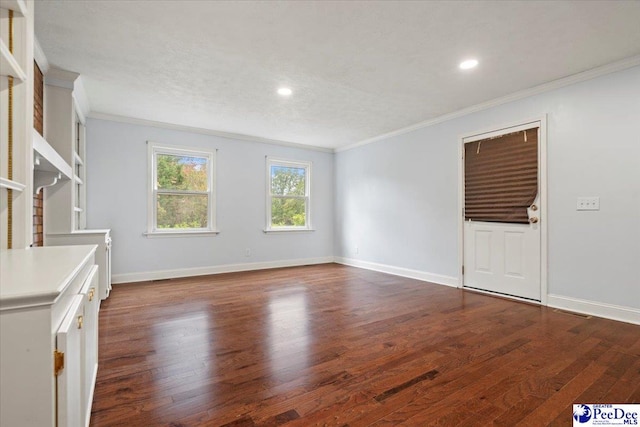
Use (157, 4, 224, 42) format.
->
(149, 144, 215, 233)
(267, 158, 311, 230)
(156, 154, 208, 191)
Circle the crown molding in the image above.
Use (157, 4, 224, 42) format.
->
(43, 66, 91, 123)
(87, 112, 335, 153)
(336, 55, 640, 153)
(44, 66, 79, 89)
(72, 75, 91, 124)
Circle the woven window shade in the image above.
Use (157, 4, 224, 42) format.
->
(465, 128, 538, 223)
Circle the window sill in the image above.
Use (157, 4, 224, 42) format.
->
(263, 228, 316, 234)
(143, 230, 220, 238)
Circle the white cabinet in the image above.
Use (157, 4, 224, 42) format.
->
(0, 245, 98, 427)
(56, 295, 85, 427)
(46, 229, 112, 300)
(80, 268, 99, 425)
(57, 266, 98, 427)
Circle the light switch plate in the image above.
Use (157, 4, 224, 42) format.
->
(577, 197, 600, 211)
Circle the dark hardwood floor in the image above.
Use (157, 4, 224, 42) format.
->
(90, 264, 640, 426)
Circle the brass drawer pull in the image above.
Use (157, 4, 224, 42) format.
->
(88, 288, 95, 301)
(77, 315, 83, 329)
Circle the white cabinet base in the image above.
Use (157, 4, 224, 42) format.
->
(46, 229, 111, 300)
(0, 246, 98, 427)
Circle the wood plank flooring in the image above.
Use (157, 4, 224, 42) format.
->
(90, 264, 640, 426)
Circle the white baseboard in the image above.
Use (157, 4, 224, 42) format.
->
(547, 294, 640, 325)
(112, 256, 334, 284)
(334, 257, 459, 288)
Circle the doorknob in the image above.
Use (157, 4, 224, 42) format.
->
(530, 204, 538, 211)
(529, 217, 539, 224)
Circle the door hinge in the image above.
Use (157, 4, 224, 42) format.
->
(54, 350, 64, 376)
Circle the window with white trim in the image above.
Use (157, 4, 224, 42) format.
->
(266, 157, 311, 231)
(148, 143, 216, 234)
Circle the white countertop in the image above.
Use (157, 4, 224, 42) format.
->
(0, 245, 97, 310)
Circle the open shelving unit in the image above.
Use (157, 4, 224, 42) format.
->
(1, 0, 33, 250)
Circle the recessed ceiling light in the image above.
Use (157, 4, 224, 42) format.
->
(459, 59, 479, 70)
(277, 87, 292, 96)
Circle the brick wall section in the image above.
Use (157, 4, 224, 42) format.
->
(34, 61, 44, 136)
(33, 61, 44, 246)
(33, 191, 44, 246)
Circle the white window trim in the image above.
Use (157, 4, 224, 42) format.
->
(146, 142, 218, 237)
(265, 157, 313, 232)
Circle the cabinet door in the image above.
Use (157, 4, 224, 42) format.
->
(56, 295, 85, 427)
(80, 266, 99, 426)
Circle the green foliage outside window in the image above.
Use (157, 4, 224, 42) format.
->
(156, 154, 209, 229)
(270, 166, 307, 227)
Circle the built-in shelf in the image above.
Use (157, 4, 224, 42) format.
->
(33, 129, 73, 179)
(0, 0, 27, 16)
(0, 38, 26, 81)
(74, 175, 83, 185)
(73, 152, 84, 166)
(73, 206, 83, 213)
(0, 177, 26, 192)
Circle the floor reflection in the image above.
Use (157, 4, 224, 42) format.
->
(267, 287, 310, 382)
(151, 307, 214, 403)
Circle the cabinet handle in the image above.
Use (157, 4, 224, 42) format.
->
(88, 288, 95, 301)
(77, 315, 83, 329)
(54, 350, 65, 376)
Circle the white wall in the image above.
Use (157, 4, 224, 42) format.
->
(335, 66, 640, 313)
(86, 119, 334, 281)
(85, 66, 639, 322)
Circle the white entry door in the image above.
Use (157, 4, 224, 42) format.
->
(463, 123, 542, 301)
(464, 219, 540, 300)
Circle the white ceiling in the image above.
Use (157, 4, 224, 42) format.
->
(35, 1, 640, 150)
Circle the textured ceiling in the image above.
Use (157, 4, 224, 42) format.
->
(35, 1, 640, 149)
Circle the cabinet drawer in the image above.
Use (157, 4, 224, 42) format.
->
(51, 261, 93, 334)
